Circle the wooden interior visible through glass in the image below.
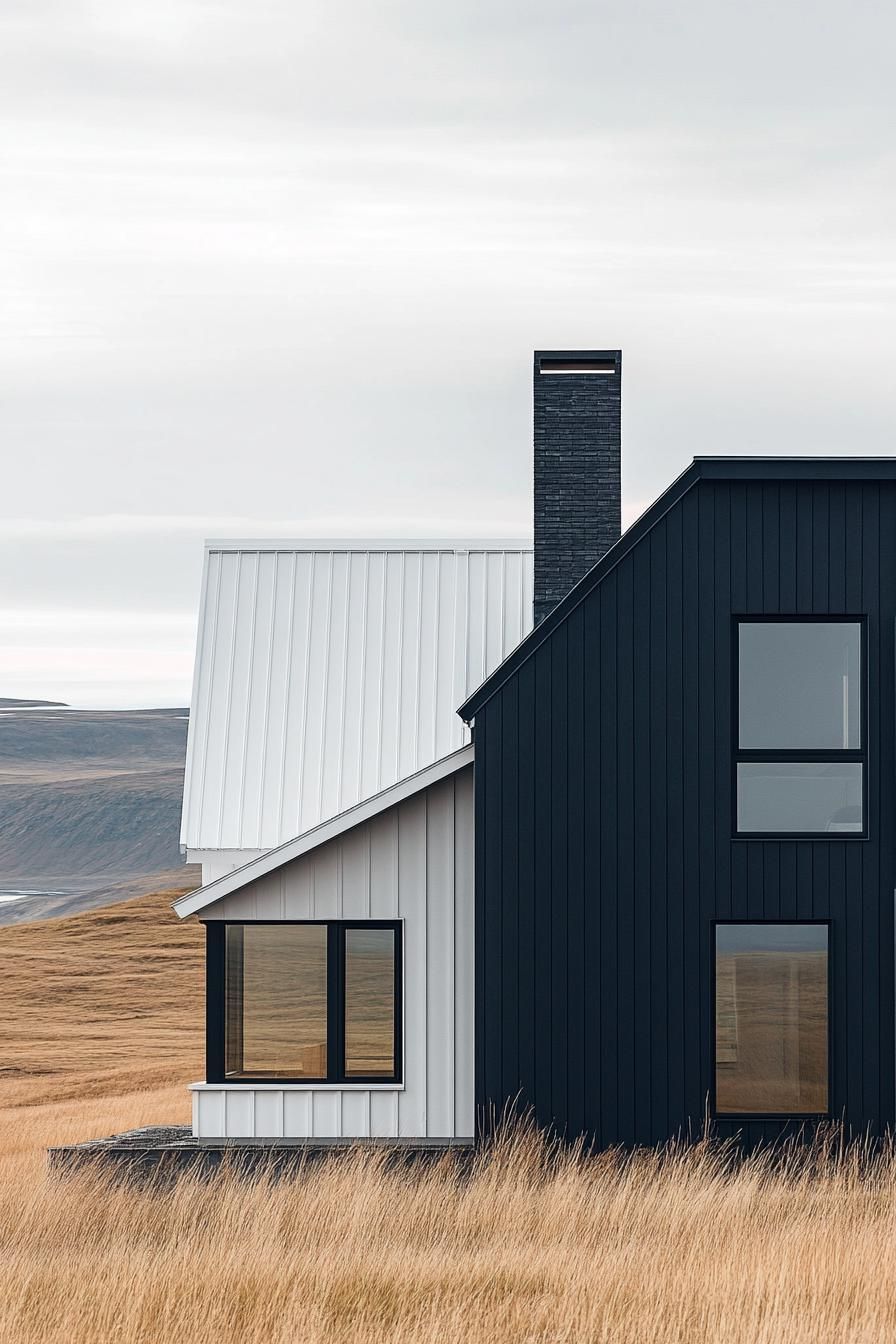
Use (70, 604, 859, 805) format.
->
(225, 924, 328, 1078)
(715, 924, 828, 1115)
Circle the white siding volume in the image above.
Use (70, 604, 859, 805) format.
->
(181, 541, 532, 854)
(192, 763, 475, 1141)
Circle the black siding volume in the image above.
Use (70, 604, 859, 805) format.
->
(474, 477, 896, 1146)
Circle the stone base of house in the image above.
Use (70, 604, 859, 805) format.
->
(48, 1125, 473, 1178)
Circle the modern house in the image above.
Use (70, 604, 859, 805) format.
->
(178, 538, 534, 1141)
(177, 350, 896, 1148)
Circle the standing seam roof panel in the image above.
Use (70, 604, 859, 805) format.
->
(181, 544, 534, 851)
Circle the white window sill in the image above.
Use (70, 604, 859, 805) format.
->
(189, 1081, 405, 1092)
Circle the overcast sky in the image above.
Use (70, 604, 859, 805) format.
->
(2, 0, 894, 707)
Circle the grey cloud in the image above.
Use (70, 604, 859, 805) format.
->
(0, 0, 893, 704)
(2, 1, 892, 140)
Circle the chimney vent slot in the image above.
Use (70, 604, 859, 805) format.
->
(538, 357, 616, 375)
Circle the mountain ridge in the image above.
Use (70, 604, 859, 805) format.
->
(0, 703, 197, 923)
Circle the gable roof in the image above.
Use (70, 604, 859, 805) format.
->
(174, 743, 474, 918)
(459, 456, 896, 722)
(181, 540, 531, 852)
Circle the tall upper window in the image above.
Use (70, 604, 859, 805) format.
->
(216, 921, 401, 1084)
(735, 619, 865, 836)
(715, 923, 829, 1116)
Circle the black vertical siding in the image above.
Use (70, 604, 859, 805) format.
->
(476, 478, 896, 1145)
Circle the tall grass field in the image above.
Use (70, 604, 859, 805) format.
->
(1, 891, 895, 1343)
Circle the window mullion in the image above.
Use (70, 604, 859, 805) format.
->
(206, 922, 226, 1084)
(327, 924, 343, 1083)
(736, 749, 865, 763)
(393, 923, 403, 1086)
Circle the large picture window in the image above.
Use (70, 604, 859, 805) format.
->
(714, 923, 829, 1117)
(209, 921, 401, 1085)
(735, 619, 865, 836)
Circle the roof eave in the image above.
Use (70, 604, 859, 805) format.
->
(693, 456, 896, 481)
(173, 744, 475, 919)
(458, 453, 896, 724)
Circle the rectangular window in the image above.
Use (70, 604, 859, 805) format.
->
(735, 619, 865, 836)
(715, 923, 829, 1116)
(218, 922, 401, 1084)
(736, 762, 863, 834)
(344, 927, 397, 1078)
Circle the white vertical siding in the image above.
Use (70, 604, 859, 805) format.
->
(192, 764, 474, 1141)
(181, 543, 532, 853)
(398, 790, 427, 1137)
(453, 767, 475, 1133)
(426, 777, 454, 1135)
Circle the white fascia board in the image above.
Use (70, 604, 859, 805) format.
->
(173, 744, 474, 919)
(204, 538, 532, 553)
(188, 1082, 405, 1092)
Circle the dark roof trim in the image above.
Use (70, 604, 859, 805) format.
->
(694, 457, 896, 481)
(458, 455, 896, 721)
(458, 460, 700, 721)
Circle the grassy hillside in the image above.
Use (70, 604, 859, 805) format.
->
(0, 885, 203, 1109)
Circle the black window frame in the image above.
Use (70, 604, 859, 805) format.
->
(205, 920, 403, 1086)
(733, 615, 868, 840)
(711, 919, 833, 1122)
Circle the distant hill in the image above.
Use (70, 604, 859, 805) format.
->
(0, 865, 202, 927)
(0, 882, 203, 1108)
(0, 705, 199, 923)
(0, 697, 69, 709)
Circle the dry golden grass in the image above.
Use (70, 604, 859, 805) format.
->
(0, 885, 204, 1107)
(1, 891, 896, 1343)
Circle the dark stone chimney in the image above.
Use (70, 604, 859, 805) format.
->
(533, 349, 622, 624)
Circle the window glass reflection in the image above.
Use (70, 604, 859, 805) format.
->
(716, 924, 828, 1115)
(737, 762, 863, 833)
(225, 924, 328, 1078)
(345, 928, 395, 1078)
(738, 622, 861, 750)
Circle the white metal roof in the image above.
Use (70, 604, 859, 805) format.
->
(174, 744, 474, 918)
(180, 540, 532, 852)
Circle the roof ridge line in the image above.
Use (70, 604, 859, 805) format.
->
(203, 537, 534, 553)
